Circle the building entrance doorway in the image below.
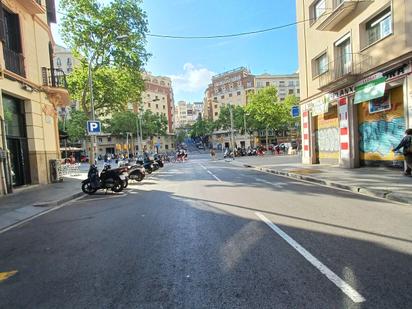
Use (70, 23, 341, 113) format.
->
(3, 95, 30, 187)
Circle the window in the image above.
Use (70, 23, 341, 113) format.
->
(314, 0, 326, 20)
(163, 105, 165, 109)
(108, 137, 112, 142)
(313, 53, 328, 77)
(288, 89, 294, 94)
(98, 138, 103, 143)
(237, 91, 241, 96)
(366, 8, 392, 46)
(66, 68, 72, 73)
(266, 81, 270, 86)
(56, 58, 62, 67)
(156, 104, 159, 109)
(148, 103, 151, 108)
(297, 88, 300, 94)
(214, 112, 218, 116)
(214, 97, 217, 101)
(229, 93, 232, 97)
(2, 8, 25, 77)
(67, 58, 72, 67)
(288, 81, 294, 86)
(214, 104, 218, 108)
(221, 95, 225, 99)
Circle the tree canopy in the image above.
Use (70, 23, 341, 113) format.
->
(64, 110, 88, 143)
(60, 0, 149, 115)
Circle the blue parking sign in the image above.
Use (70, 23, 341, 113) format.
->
(87, 120, 101, 135)
(291, 106, 300, 118)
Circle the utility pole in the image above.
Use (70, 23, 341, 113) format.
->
(229, 104, 235, 149)
(88, 61, 96, 165)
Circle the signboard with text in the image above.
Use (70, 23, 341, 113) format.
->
(87, 121, 101, 135)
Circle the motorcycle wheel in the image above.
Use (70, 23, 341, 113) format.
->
(82, 181, 97, 195)
(122, 179, 129, 188)
(146, 168, 152, 174)
(112, 180, 124, 193)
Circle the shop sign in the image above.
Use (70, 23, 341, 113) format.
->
(369, 94, 391, 114)
(355, 73, 383, 87)
(311, 98, 329, 116)
(383, 63, 411, 82)
(328, 85, 355, 101)
(354, 77, 387, 104)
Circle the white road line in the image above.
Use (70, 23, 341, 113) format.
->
(199, 163, 222, 182)
(255, 212, 366, 304)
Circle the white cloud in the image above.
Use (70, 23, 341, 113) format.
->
(168, 63, 215, 96)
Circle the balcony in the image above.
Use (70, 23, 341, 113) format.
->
(318, 53, 372, 92)
(316, 0, 359, 31)
(15, 0, 45, 14)
(41, 68, 70, 107)
(3, 47, 26, 77)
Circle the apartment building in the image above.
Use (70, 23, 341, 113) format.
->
(254, 73, 300, 101)
(131, 73, 175, 151)
(53, 45, 79, 75)
(297, 0, 412, 168)
(204, 67, 255, 121)
(0, 0, 69, 195)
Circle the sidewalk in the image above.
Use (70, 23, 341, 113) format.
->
(0, 174, 85, 232)
(230, 155, 412, 205)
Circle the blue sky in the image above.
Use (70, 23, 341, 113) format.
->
(52, 0, 298, 103)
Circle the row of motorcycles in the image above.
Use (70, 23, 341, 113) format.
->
(223, 147, 265, 158)
(81, 153, 165, 195)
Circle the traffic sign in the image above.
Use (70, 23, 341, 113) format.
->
(291, 106, 300, 118)
(87, 120, 101, 135)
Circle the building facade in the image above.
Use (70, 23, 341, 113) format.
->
(204, 67, 255, 121)
(130, 73, 175, 152)
(254, 73, 300, 101)
(0, 0, 69, 195)
(175, 101, 204, 128)
(297, 0, 412, 168)
(53, 45, 78, 75)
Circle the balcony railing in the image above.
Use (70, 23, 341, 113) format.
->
(316, 0, 360, 31)
(3, 47, 26, 77)
(318, 53, 372, 91)
(42, 68, 68, 89)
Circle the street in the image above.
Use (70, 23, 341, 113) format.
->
(1, 153, 412, 308)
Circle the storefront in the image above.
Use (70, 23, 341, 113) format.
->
(354, 69, 408, 167)
(314, 104, 340, 164)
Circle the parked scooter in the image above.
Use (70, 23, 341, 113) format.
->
(125, 161, 146, 182)
(81, 164, 126, 194)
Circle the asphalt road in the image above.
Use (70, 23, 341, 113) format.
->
(1, 153, 412, 308)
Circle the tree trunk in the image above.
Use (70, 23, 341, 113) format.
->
(265, 126, 269, 150)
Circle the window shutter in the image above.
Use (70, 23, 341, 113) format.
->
(46, 0, 56, 24)
(0, 1, 6, 42)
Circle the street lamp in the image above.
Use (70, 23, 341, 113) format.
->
(88, 34, 129, 165)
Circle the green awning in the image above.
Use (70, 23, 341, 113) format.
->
(354, 77, 386, 104)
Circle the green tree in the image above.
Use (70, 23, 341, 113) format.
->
(176, 130, 187, 144)
(245, 86, 295, 146)
(107, 111, 137, 136)
(214, 105, 251, 134)
(141, 110, 168, 139)
(60, 0, 149, 115)
(189, 118, 215, 139)
(65, 110, 88, 143)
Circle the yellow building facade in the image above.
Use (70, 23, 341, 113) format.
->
(0, 0, 69, 195)
(297, 0, 412, 168)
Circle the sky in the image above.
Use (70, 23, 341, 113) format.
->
(52, 0, 299, 103)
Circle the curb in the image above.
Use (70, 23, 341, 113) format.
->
(32, 191, 84, 207)
(238, 163, 411, 206)
(0, 191, 83, 234)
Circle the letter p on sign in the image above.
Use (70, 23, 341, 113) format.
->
(87, 120, 101, 135)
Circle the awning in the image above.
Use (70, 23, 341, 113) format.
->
(354, 77, 386, 104)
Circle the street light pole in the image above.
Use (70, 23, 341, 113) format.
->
(229, 104, 235, 149)
(88, 60, 96, 166)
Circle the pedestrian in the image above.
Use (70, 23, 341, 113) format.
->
(392, 128, 412, 176)
(210, 148, 216, 161)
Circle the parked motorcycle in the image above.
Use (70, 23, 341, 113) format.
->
(81, 164, 126, 194)
(126, 162, 146, 182)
